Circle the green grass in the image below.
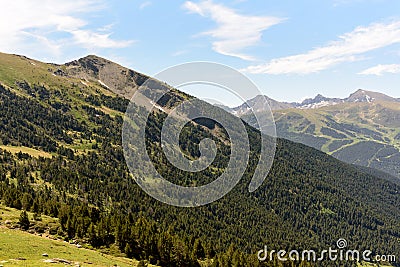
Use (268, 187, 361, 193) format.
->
(0, 227, 140, 267)
(274, 102, 400, 154)
(0, 205, 57, 226)
(0, 146, 52, 158)
(0, 205, 156, 267)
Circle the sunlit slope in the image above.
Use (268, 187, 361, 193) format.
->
(257, 101, 400, 179)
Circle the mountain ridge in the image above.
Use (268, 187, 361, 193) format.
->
(233, 89, 399, 115)
(233, 89, 400, 180)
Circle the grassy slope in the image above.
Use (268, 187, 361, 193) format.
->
(276, 101, 400, 152)
(0, 205, 152, 267)
(0, 52, 124, 155)
(0, 146, 53, 158)
(271, 102, 400, 178)
(0, 227, 139, 267)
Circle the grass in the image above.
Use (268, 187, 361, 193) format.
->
(0, 205, 57, 226)
(0, 146, 52, 158)
(0, 205, 156, 267)
(274, 101, 400, 154)
(0, 227, 139, 267)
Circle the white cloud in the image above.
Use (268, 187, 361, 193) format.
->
(183, 0, 284, 61)
(71, 30, 133, 48)
(139, 1, 152, 10)
(358, 64, 400, 75)
(0, 0, 133, 59)
(243, 20, 400, 74)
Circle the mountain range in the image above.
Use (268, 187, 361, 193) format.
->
(231, 89, 400, 114)
(0, 52, 399, 267)
(230, 90, 400, 181)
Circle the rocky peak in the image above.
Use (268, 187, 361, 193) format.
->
(345, 89, 398, 103)
(64, 55, 149, 99)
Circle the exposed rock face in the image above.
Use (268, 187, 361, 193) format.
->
(65, 55, 149, 99)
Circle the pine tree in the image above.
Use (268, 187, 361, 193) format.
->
(192, 239, 205, 260)
(19, 210, 30, 230)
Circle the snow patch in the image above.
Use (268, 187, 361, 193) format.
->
(365, 95, 373, 103)
(298, 101, 339, 109)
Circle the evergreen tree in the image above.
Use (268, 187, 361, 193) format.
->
(192, 239, 205, 260)
(19, 210, 30, 230)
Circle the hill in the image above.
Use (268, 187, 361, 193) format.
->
(0, 52, 398, 267)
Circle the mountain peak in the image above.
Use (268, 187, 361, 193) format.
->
(350, 89, 371, 96)
(66, 55, 117, 73)
(64, 55, 149, 99)
(298, 93, 342, 109)
(346, 89, 397, 103)
(77, 54, 116, 66)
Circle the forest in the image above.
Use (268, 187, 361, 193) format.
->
(0, 77, 399, 267)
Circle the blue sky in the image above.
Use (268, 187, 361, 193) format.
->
(1, 0, 400, 106)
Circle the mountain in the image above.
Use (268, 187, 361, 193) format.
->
(232, 95, 296, 115)
(234, 89, 400, 116)
(0, 52, 399, 267)
(298, 94, 343, 109)
(236, 91, 400, 180)
(63, 55, 150, 99)
(346, 89, 400, 103)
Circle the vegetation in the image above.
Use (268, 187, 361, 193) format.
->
(0, 52, 398, 267)
(244, 101, 400, 179)
(0, 227, 144, 266)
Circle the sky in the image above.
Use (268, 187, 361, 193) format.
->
(0, 0, 399, 106)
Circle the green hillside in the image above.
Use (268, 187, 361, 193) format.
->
(241, 100, 400, 180)
(0, 227, 141, 267)
(0, 52, 399, 267)
(273, 102, 400, 179)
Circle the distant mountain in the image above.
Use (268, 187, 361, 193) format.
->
(232, 95, 296, 115)
(234, 89, 400, 116)
(235, 90, 400, 180)
(346, 89, 400, 103)
(298, 94, 343, 109)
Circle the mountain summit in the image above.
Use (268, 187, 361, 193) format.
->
(64, 55, 149, 98)
(345, 89, 399, 103)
